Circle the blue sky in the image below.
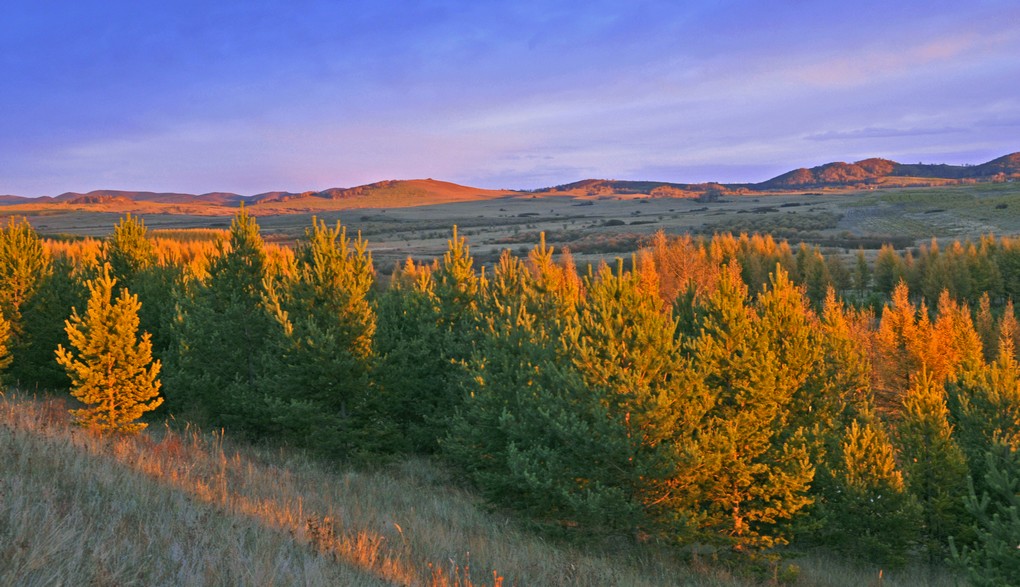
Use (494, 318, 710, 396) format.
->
(2, 0, 1018, 196)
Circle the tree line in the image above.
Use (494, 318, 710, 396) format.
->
(0, 212, 1017, 581)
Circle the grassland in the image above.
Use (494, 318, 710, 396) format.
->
(1, 393, 961, 586)
(5, 183, 1020, 270)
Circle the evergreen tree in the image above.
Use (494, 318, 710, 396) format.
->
(814, 417, 920, 566)
(167, 206, 279, 430)
(8, 256, 89, 390)
(568, 258, 710, 534)
(106, 213, 157, 283)
(375, 227, 480, 453)
(951, 444, 1020, 587)
(0, 217, 52, 338)
(795, 243, 831, 304)
(896, 368, 969, 560)
(931, 290, 984, 382)
(853, 247, 871, 295)
(0, 217, 53, 382)
(948, 325, 1020, 483)
(685, 263, 815, 549)
(374, 260, 446, 452)
(0, 310, 11, 383)
(55, 264, 162, 433)
(873, 244, 905, 294)
(873, 281, 926, 413)
(106, 213, 181, 359)
(445, 249, 638, 529)
(974, 292, 997, 362)
(261, 218, 378, 454)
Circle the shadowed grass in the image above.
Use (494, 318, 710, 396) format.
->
(0, 393, 962, 586)
(0, 393, 729, 586)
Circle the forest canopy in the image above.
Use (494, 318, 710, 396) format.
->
(2, 212, 1019, 577)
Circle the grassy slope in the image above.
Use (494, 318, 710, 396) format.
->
(0, 393, 960, 586)
(0, 393, 723, 586)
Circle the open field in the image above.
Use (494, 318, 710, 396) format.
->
(0, 393, 958, 586)
(4, 183, 1020, 268)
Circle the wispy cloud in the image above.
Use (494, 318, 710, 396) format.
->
(807, 126, 966, 141)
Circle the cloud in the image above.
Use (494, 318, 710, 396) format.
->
(806, 126, 966, 141)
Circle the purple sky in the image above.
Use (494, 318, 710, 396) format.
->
(2, 0, 1018, 196)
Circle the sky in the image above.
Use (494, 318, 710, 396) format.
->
(2, 0, 1019, 197)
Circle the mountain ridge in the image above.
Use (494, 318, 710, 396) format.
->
(1, 152, 1017, 210)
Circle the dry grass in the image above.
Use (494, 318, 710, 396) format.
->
(1, 393, 751, 586)
(0, 392, 964, 586)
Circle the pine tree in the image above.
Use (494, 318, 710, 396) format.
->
(897, 368, 969, 560)
(167, 205, 279, 429)
(444, 249, 635, 529)
(974, 292, 997, 362)
(107, 213, 157, 283)
(261, 217, 377, 454)
(374, 259, 446, 452)
(950, 444, 1020, 587)
(685, 263, 815, 549)
(0, 310, 11, 383)
(375, 227, 480, 453)
(874, 244, 905, 294)
(0, 217, 52, 338)
(106, 213, 181, 359)
(8, 256, 89, 390)
(853, 247, 871, 295)
(55, 264, 162, 433)
(931, 290, 985, 382)
(815, 417, 920, 566)
(947, 324, 1020, 484)
(873, 281, 926, 413)
(569, 258, 709, 533)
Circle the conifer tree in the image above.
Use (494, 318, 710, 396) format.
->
(55, 264, 162, 433)
(9, 256, 89, 390)
(873, 281, 927, 412)
(685, 263, 815, 549)
(1000, 301, 1020, 361)
(974, 292, 997, 362)
(0, 310, 11, 383)
(896, 368, 969, 560)
(568, 258, 709, 532)
(874, 244, 905, 294)
(444, 249, 633, 528)
(107, 213, 157, 283)
(853, 247, 871, 295)
(931, 290, 985, 382)
(795, 243, 830, 304)
(376, 227, 480, 452)
(374, 259, 445, 452)
(167, 205, 279, 429)
(951, 444, 1020, 587)
(261, 217, 377, 453)
(814, 417, 920, 566)
(948, 323, 1020, 484)
(527, 232, 582, 322)
(0, 217, 52, 338)
(106, 213, 181, 359)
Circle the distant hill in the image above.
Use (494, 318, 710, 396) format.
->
(758, 152, 1020, 189)
(244, 179, 517, 211)
(1, 152, 1016, 211)
(49, 190, 244, 205)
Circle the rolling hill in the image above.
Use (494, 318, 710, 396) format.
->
(0, 153, 1016, 213)
(758, 152, 1020, 189)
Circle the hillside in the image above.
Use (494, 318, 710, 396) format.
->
(758, 152, 1020, 189)
(0, 153, 1017, 213)
(248, 179, 517, 211)
(0, 180, 518, 215)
